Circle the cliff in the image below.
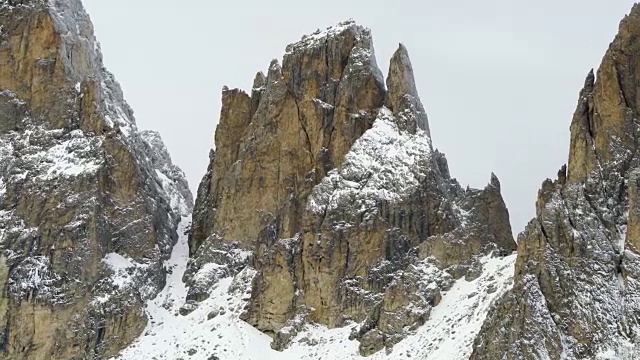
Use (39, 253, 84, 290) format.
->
(473, 5, 640, 359)
(0, 1, 192, 359)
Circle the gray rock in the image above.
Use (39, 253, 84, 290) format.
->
(207, 310, 219, 320)
(472, 5, 640, 359)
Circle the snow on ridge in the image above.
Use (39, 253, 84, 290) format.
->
(286, 19, 363, 53)
(141, 129, 194, 215)
(47, 0, 192, 208)
(155, 169, 190, 215)
(47, 0, 101, 83)
(308, 107, 433, 216)
(47, 0, 139, 136)
(39, 133, 102, 179)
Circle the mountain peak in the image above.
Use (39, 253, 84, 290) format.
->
(187, 18, 514, 358)
(0, 1, 192, 358)
(566, 3, 640, 183)
(285, 19, 364, 53)
(385, 42, 430, 135)
(0, 0, 137, 135)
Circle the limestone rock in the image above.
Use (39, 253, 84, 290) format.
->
(0, 1, 192, 359)
(188, 20, 515, 356)
(473, 4, 640, 359)
(385, 44, 430, 135)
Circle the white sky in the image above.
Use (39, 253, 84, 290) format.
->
(82, 0, 636, 235)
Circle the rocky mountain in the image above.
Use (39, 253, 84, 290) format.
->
(472, 4, 640, 360)
(0, 1, 192, 359)
(183, 19, 516, 358)
(15, 1, 640, 360)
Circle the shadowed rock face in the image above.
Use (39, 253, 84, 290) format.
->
(0, 1, 192, 359)
(188, 20, 515, 356)
(472, 5, 640, 359)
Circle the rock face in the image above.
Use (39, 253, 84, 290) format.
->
(0, 1, 192, 359)
(189, 20, 515, 356)
(472, 5, 640, 359)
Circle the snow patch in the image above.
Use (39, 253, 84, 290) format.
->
(38, 136, 101, 179)
(155, 169, 190, 216)
(308, 107, 432, 217)
(112, 240, 515, 359)
(102, 252, 141, 289)
(0, 126, 103, 181)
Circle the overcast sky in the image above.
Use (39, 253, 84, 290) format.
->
(82, 0, 636, 235)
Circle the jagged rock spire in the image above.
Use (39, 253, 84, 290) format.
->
(385, 43, 431, 136)
(567, 4, 640, 183)
(189, 20, 387, 254)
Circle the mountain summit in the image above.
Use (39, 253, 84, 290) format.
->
(186, 19, 516, 357)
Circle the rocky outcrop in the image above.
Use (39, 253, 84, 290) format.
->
(472, 5, 640, 359)
(188, 20, 515, 356)
(189, 22, 386, 255)
(0, 1, 192, 359)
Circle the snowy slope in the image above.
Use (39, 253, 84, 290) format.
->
(111, 102, 516, 360)
(111, 231, 515, 360)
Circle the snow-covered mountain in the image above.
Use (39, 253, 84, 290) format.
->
(184, 18, 516, 359)
(4, 1, 640, 360)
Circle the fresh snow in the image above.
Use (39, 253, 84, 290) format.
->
(9, 256, 59, 294)
(308, 107, 432, 216)
(102, 253, 138, 289)
(7, 255, 62, 301)
(414, 254, 515, 360)
(155, 168, 191, 216)
(112, 222, 515, 360)
(111, 100, 514, 359)
(287, 19, 358, 53)
(39, 135, 102, 179)
(0, 126, 103, 181)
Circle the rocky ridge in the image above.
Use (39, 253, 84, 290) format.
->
(8, 0, 629, 358)
(472, 4, 640, 360)
(187, 20, 516, 356)
(0, 1, 192, 359)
